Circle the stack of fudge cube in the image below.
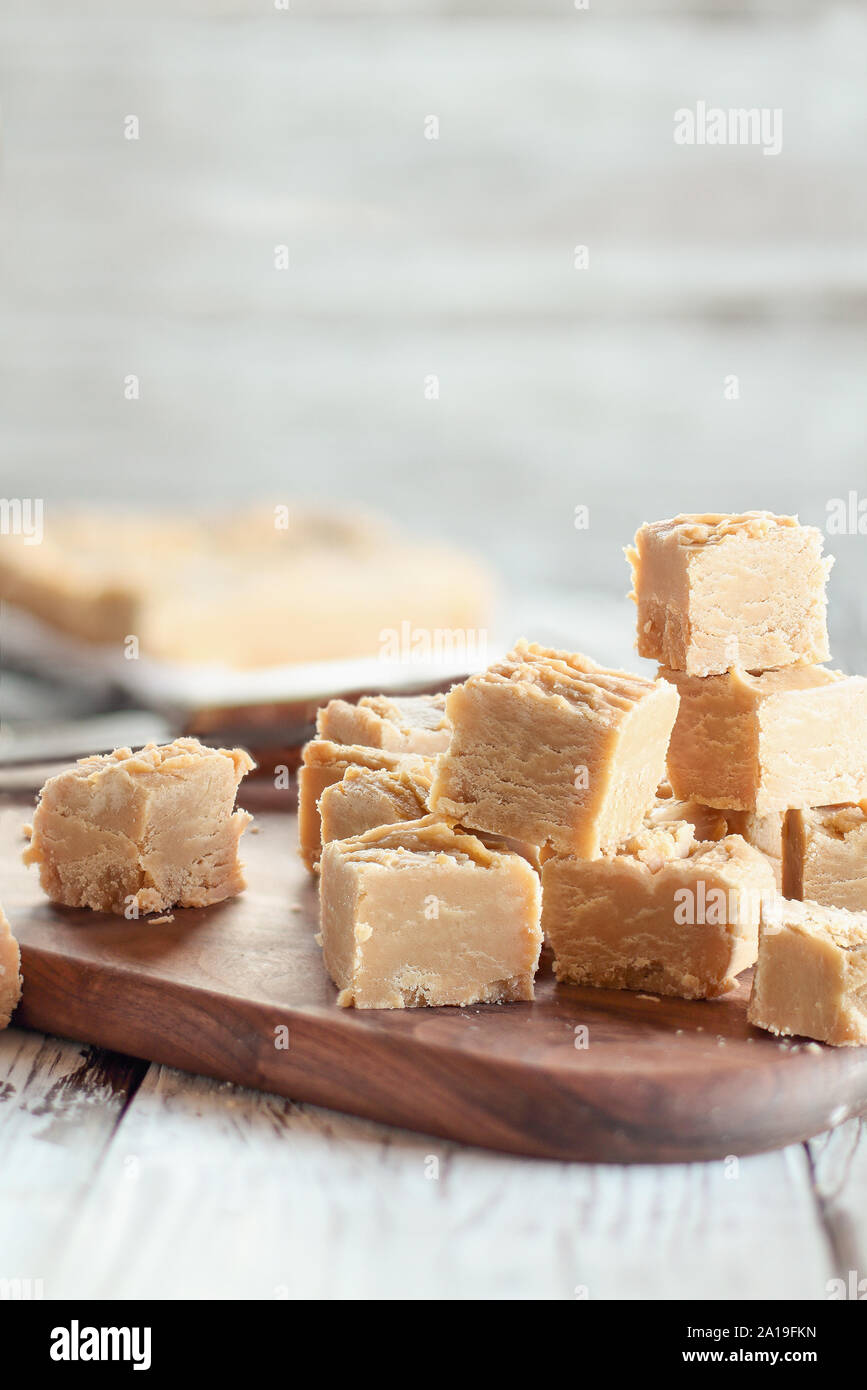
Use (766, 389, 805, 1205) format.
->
(300, 694, 541, 1008)
(309, 512, 867, 1047)
(632, 512, 867, 1045)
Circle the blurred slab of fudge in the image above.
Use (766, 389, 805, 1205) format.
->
(0, 506, 494, 669)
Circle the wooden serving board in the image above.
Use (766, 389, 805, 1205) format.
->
(3, 798, 867, 1163)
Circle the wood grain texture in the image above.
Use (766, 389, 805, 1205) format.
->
(26, 1059, 832, 1300)
(0, 1031, 145, 1292)
(3, 800, 867, 1164)
(807, 1119, 867, 1291)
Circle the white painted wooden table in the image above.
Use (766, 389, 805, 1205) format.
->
(1, 1026, 863, 1300)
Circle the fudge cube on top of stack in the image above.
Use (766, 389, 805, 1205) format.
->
(0, 905, 22, 1029)
(628, 511, 832, 676)
(319, 815, 542, 1009)
(23, 739, 255, 916)
(429, 640, 680, 858)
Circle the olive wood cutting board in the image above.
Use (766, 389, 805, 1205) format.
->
(3, 797, 867, 1163)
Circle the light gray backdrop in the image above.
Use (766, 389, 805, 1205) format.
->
(1, 0, 864, 663)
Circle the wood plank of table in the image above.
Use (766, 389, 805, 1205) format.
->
(0, 1030, 146, 1293)
(807, 1119, 867, 1296)
(27, 1054, 837, 1301)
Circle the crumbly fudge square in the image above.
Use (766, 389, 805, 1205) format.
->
(748, 899, 867, 1046)
(316, 693, 450, 755)
(23, 739, 254, 915)
(319, 764, 433, 846)
(319, 815, 542, 1009)
(662, 665, 867, 812)
(0, 905, 22, 1029)
(543, 826, 776, 999)
(298, 740, 433, 871)
(783, 803, 867, 911)
(627, 512, 832, 676)
(429, 640, 680, 858)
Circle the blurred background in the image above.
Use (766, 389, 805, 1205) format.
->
(0, 0, 865, 738)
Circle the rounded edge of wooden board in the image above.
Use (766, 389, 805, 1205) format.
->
(14, 942, 867, 1164)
